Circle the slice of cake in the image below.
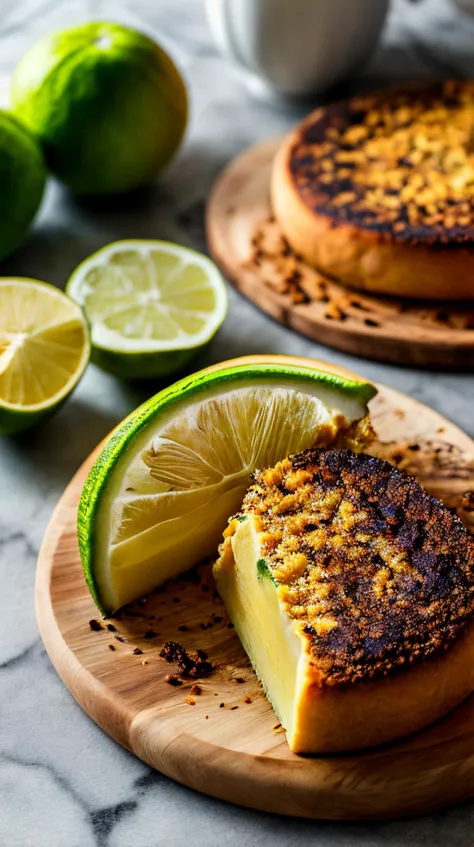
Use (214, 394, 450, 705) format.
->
(271, 81, 474, 299)
(214, 448, 474, 753)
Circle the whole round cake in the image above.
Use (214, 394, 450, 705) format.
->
(271, 81, 474, 299)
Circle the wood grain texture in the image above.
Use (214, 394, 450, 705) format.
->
(35, 386, 474, 820)
(206, 139, 474, 369)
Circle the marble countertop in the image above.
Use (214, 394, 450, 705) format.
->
(2, 0, 474, 844)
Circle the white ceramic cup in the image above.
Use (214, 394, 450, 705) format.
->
(205, 0, 390, 97)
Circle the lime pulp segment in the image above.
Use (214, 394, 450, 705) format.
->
(66, 240, 228, 379)
(67, 240, 228, 351)
(0, 278, 90, 434)
(78, 361, 375, 612)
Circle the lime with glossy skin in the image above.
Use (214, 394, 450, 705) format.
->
(11, 22, 188, 195)
(76, 354, 376, 613)
(0, 111, 45, 261)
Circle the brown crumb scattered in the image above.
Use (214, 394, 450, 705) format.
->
(141, 659, 149, 666)
(186, 695, 196, 706)
(227, 623, 234, 630)
(89, 619, 103, 632)
(273, 723, 285, 733)
(106, 623, 117, 632)
(235, 677, 245, 684)
(108, 644, 116, 651)
(165, 674, 183, 687)
(225, 209, 474, 332)
(133, 647, 143, 655)
(190, 684, 202, 696)
(159, 641, 214, 679)
(230, 706, 239, 711)
(205, 715, 209, 720)
(219, 703, 225, 708)
(244, 696, 252, 704)
(160, 641, 185, 663)
(114, 634, 126, 643)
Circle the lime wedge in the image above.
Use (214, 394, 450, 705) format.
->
(78, 355, 376, 613)
(0, 278, 90, 434)
(66, 240, 228, 379)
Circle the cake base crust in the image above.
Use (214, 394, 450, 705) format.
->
(271, 87, 474, 301)
(215, 447, 474, 753)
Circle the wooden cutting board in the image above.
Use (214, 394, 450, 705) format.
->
(35, 385, 474, 820)
(206, 139, 474, 369)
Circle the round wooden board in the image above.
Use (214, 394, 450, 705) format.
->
(35, 385, 474, 820)
(206, 139, 474, 369)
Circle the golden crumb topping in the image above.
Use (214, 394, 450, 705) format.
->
(241, 448, 474, 686)
(290, 81, 474, 244)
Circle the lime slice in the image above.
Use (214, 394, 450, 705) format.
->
(78, 355, 376, 613)
(66, 240, 228, 379)
(0, 278, 90, 435)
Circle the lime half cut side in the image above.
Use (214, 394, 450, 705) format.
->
(78, 355, 376, 614)
(66, 240, 228, 379)
(0, 278, 90, 435)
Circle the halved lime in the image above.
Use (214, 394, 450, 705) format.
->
(66, 240, 228, 379)
(78, 355, 376, 613)
(0, 278, 90, 435)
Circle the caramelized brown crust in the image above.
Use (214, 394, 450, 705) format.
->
(242, 448, 474, 687)
(289, 81, 474, 246)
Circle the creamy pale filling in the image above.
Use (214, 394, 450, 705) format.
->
(214, 517, 304, 737)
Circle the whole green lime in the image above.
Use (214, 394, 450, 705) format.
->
(0, 111, 45, 261)
(11, 22, 188, 195)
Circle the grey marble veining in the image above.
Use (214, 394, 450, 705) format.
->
(2, 0, 474, 844)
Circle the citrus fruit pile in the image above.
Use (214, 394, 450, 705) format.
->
(11, 22, 188, 195)
(77, 355, 375, 612)
(0, 22, 213, 433)
(0, 240, 228, 434)
(0, 21, 187, 264)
